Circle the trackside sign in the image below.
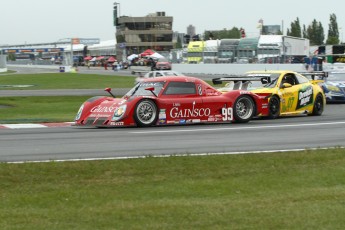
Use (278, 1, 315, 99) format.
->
(72, 38, 100, 45)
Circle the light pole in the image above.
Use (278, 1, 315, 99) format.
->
(114, 2, 120, 18)
(340, 27, 343, 44)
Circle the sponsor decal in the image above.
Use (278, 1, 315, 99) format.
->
(240, 91, 250, 94)
(208, 117, 215, 122)
(208, 115, 223, 122)
(110, 122, 124, 126)
(158, 119, 166, 124)
(170, 101, 211, 118)
(179, 119, 186, 124)
(89, 114, 110, 118)
(247, 74, 271, 77)
(297, 86, 313, 109)
(284, 92, 294, 97)
(197, 84, 203, 95)
(141, 82, 163, 87)
(159, 109, 167, 119)
(91, 105, 117, 113)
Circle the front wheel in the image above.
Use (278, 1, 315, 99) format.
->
(134, 99, 158, 127)
(312, 94, 324, 116)
(233, 95, 255, 123)
(268, 96, 280, 119)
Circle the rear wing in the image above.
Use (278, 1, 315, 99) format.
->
(212, 76, 271, 91)
(297, 71, 328, 80)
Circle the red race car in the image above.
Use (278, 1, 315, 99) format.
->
(74, 76, 269, 127)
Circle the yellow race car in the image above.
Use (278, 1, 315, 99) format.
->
(213, 70, 326, 118)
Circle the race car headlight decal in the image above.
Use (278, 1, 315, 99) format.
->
(75, 105, 84, 121)
(112, 105, 127, 121)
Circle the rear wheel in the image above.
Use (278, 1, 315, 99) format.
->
(134, 99, 158, 127)
(268, 96, 280, 119)
(233, 95, 255, 123)
(312, 94, 324, 116)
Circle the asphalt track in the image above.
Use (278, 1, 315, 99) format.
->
(1, 66, 345, 163)
(1, 103, 345, 163)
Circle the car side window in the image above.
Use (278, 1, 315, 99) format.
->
(282, 74, 297, 86)
(296, 74, 309, 84)
(163, 82, 196, 95)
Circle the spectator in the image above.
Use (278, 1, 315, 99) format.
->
(113, 61, 118, 71)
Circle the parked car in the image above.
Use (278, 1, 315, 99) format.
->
(154, 58, 172, 70)
(132, 70, 184, 84)
(74, 76, 269, 127)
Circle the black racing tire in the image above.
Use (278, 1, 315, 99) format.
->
(134, 99, 158, 127)
(233, 95, 255, 123)
(268, 95, 280, 119)
(312, 94, 324, 116)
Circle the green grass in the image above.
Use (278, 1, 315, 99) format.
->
(1, 148, 345, 229)
(0, 73, 136, 123)
(0, 96, 89, 123)
(0, 73, 136, 89)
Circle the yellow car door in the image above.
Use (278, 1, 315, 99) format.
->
(279, 74, 300, 114)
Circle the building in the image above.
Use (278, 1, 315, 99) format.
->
(186, 25, 196, 37)
(203, 40, 220, 63)
(115, 12, 174, 61)
(237, 37, 260, 63)
(218, 39, 240, 63)
(187, 41, 205, 64)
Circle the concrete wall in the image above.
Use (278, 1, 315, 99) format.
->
(172, 63, 307, 75)
(0, 55, 7, 72)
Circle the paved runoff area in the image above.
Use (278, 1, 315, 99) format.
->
(0, 122, 73, 129)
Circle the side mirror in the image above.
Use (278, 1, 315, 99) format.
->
(145, 87, 157, 97)
(104, 88, 115, 98)
(261, 77, 271, 84)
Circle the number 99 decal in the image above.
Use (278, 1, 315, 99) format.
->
(222, 107, 233, 121)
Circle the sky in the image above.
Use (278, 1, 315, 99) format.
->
(1, 0, 344, 45)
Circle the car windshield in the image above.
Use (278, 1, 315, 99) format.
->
(124, 81, 165, 97)
(326, 73, 345, 81)
(158, 58, 169, 62)
(245, 73, 281, 89)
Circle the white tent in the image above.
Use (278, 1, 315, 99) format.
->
(147, 52, 164, 59)
(127, 54, 138, 61)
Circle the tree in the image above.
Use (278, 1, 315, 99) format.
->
(204, 27, 241, 40)
(305, 20, 325, 45)
(175, 35, 183, 49)
(302, 25, 308, 39)
(326, 13, 340, 45)
(287, 18, 302, 37)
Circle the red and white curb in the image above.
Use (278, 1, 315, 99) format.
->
(0, 122, 74, 129)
